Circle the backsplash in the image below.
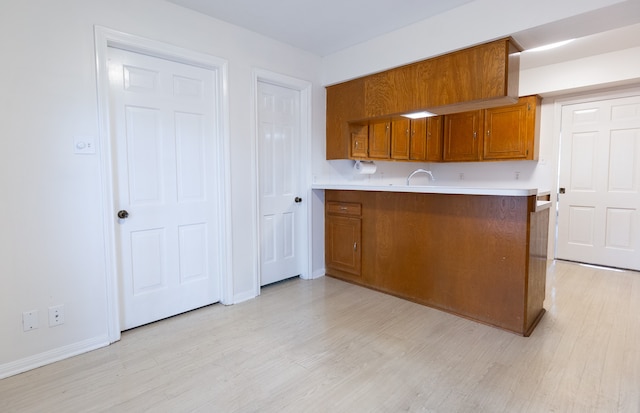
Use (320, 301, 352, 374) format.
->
(314, 158, 552, 192)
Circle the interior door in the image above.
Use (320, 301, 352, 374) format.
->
(108, 47, 222, 329)
(557, 94, 640, 271)
(257, 81, 305, 286)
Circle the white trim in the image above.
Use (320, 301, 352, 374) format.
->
(0, 336, 109, 379)
(93, 26, 233, 342)
(551, 84, 640, 107)
(252, 69, 313, 294)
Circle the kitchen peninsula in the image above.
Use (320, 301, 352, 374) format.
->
(314, 184, 550, 336)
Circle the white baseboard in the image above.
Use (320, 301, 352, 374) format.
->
(233, 290, 257, 304)
(0, 336, 110, 379)
(312, 268, 326, 279)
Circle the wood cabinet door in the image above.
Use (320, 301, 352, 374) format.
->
(425, 116, 443, 162)
(443, 110, 482, 161)
(409, 118, 427, 161)
(369, 120, 391, 159)
(432, 50, 477, 107)
(391, 118, 411, 160)
(350, 124, 368, 158)
(365, 71, 395, 118)
(326, 78, 365, 160)
(326, 214, 362, 276)
(408, 117, 443, 161)
(393, 65, 416, 113)
(484, 96, 538, 160)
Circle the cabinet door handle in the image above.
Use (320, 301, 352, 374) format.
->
(487, 130, 490, 136)
(473, 131, 477, 139)
(353, 242, 357, 251)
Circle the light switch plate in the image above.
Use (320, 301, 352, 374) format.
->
(74, 137, 96, 154)
(23, 310, 39, 331)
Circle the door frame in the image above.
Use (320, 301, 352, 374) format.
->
(94, 26, 233, 343)
(252, 69, 312, 295)
(551, 84, 640, 260)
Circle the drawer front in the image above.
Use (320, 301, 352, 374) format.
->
(327, 201, 362, 216)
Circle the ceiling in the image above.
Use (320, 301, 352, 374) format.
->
(166, 0, 475, 56)
(167, 0, 640, 67)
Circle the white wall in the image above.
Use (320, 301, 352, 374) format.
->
(0, 0, 323, 377)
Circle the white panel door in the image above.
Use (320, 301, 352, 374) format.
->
(108, 47, 221, 329)
(258, 81, 305, 286)
(557, 95, 640, 270)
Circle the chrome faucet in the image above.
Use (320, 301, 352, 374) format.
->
(407, 168, 435, 185)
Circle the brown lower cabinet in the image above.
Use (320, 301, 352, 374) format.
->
(324, 189, 549, 336)
(325, 201, 362, 281)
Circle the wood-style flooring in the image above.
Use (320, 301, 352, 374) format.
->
(1, 260, 639, 412)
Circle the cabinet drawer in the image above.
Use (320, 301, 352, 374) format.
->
(327, 202, 362, 216)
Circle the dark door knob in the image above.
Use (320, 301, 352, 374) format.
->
(294, 197, 302, 203)
(117, 210, 129, 219)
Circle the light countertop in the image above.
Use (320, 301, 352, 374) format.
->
(312, 183, 538, 197)
(536, 201, 552, 212)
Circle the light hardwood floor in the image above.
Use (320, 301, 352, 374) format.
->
(1, 260, 639, 412)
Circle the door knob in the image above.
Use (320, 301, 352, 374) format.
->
(295, 197, 302, 203)
(117, 210, 129, 219)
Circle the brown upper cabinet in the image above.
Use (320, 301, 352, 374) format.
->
(349, 95, 539, 162)
(422, 116, 444, 162)
(483, 95, 540, 160)
(326, 77, 365, 160)
(350, 124, 368, 158)
(443, 95, 540, 162)
(391, 118, 411, 160)
(326, 38, 521, 160)
(391, 117, 443, 161)
(368, 119, 392, 159)
(350, 116, 443, 161)
(443, 111, 483, 161)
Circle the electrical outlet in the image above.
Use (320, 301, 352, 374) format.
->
(515, 171, 520, 180)
(459, 173, 465, 181)
(23, 310, 39, 331)
(48, 305, 65, 327)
